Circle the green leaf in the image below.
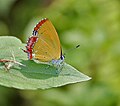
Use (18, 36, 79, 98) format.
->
(0, 36, 27, 60)
(0, 36, 91, 90)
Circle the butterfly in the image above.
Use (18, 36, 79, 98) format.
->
(23, 18, 64, 69)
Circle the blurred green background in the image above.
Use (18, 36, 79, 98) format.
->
(0, 0, 120, 106)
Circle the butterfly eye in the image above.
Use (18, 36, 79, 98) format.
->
(60, 55, 64, 60)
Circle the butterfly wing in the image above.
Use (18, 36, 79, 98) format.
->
(33, 19, 61, 62)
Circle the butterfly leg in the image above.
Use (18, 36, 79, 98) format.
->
(55, 62, 64, 75)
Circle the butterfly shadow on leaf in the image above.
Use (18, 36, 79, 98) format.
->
(17, 60, 60, 80)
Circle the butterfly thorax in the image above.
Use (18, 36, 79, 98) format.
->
(51, 55, 64, 64)
(50, 55, 64, 69)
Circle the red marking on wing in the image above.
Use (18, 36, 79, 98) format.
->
(24, 18, 48, 59)
(34, 18, 48, 31)
(25, 36, 38, 59)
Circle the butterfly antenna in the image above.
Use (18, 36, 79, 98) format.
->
(63, 44, 80, 56)
(76, 44, 80, 48)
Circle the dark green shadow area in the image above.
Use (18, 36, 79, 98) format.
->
(19, 60, 59, 79)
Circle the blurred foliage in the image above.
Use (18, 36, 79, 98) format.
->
(0, 0, 120, 106)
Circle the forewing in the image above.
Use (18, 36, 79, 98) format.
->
(33, 19, 61, 62)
